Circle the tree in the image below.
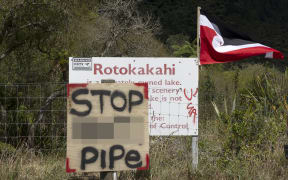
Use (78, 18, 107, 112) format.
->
(97, 0, 168, 57)
(0, 0, 68, 61)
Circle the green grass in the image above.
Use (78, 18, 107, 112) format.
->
(1, 135, 287, 180)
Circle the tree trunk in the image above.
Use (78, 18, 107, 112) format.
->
(0, 102, 7, 141)
(28, 89, 63, 148)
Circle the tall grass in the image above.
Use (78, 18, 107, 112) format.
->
(0, 148, 69, 179)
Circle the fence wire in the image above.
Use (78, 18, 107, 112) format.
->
(0, 83, 214, 152)
(0, 83, 67, 152)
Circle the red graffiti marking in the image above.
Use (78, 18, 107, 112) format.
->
(137, 154, 150, 170)
(193, 88, 198, 97)
(184, 88, 198, 123)
(187, 103, 197, 124)
(66, 157, 76, 173)
(67, 83, 88, 97)
(183, 88, 198, 101)
(134, 83, 149, 100)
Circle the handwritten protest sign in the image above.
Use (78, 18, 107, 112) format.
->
(66, 83, 149, 172)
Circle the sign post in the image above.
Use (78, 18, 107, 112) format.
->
(192, 6, 201, 171)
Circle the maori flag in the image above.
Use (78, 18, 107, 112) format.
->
(199, 13, 284, 65)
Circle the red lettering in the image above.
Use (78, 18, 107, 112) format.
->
(160, 123, 165, 128)
(104, 67, 113, 74)
(94, 64, 103, 75)
(113, 66, 119, 75)
(193, 88, 198, 97)
(129, 64, 136, 75)
(184, 88, 193, 101)
(187, 103, 197, 124)
(184, 88, 198, 101)
(146, 64, 154, 75)
(93, 64, 176, 75)
(120, 67, 128, 74)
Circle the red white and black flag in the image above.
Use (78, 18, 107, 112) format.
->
(199, 13, 284, 65)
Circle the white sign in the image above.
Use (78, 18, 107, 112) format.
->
(69, 57, 198, 136)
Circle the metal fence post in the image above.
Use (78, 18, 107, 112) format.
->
(192, 136, 198, 170)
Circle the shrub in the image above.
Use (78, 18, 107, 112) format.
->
(216, 71, 287, 170)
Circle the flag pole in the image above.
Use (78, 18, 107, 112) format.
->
(192, 6, 201, 171)
(197, 6, 201, 64)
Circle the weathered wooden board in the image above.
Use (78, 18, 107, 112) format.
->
(66, 83, 149, 172)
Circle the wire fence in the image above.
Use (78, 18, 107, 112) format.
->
(0, 83, 215, 153)
(0, 83, 67, 153)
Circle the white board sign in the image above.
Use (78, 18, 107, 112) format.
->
(69, 57, 198, 136)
